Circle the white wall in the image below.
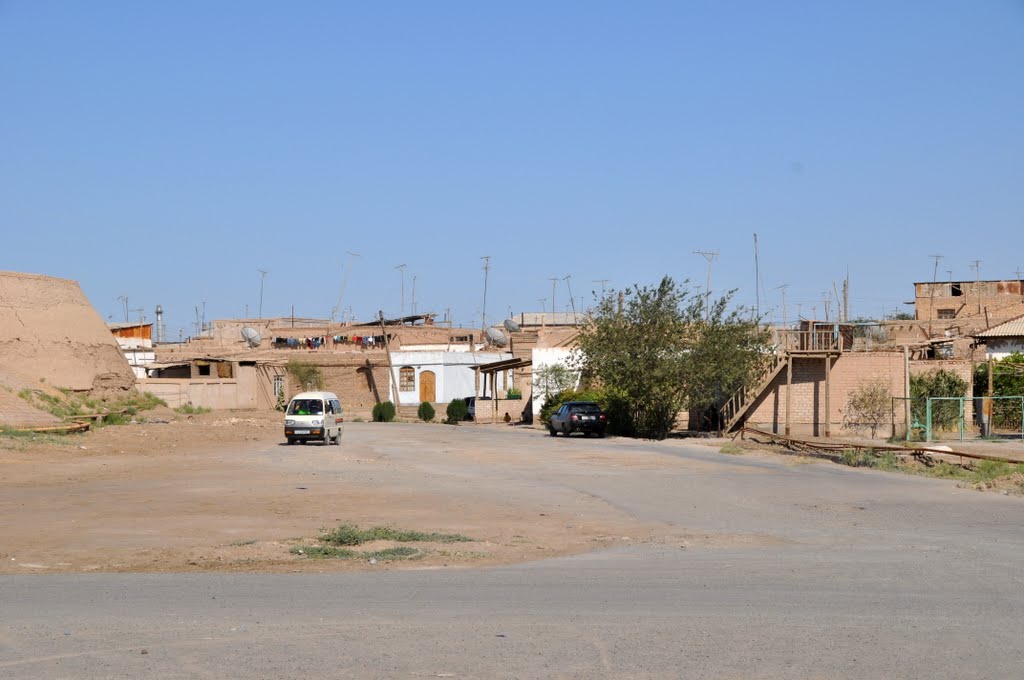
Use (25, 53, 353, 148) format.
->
(389, 350, 511, 403)
(984, 338, 1024, 360)
(531, 347, 579, 416)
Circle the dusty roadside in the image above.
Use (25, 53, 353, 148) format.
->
(0, 411, 670, 574)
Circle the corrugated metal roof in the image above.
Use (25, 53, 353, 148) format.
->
(975, 315, 1024, 338)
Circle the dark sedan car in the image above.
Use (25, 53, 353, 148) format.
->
(548, 401, 607, 437)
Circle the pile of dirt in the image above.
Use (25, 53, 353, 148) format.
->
(965, 472, 1024, 495)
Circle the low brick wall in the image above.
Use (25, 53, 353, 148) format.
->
(744, 353, 974, 438)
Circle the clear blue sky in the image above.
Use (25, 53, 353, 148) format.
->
(2, 1, 1022, 336)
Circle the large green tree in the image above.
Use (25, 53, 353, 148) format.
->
(573, 276, 770, 439)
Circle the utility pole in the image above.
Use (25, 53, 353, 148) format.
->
(593, 279, 609, 297)
(694, 250, 718, 319)
(842, 276, 849, 323)
(480, 256, 491, 331)
(394, 264, 407, 318)
(774, 284, 789, 327)
(379, 311, 400, 407)
(257, 268, 269, 319)
(970, 260, 982, 315)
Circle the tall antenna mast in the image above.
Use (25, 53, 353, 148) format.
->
(927, 254, 942, 335)
(411, 275, 417, 316)
(753, 233, 760, 319)
(394, 264, 407, 318)
(480, 256, 491, 331)
(970, 259, 982, 314)
(693, 250, 718, 319)
(593, 279, 609, 298)
(549, 277, 559, 318)
(257, 268, 269, 319)
(563, 275, 576, 320)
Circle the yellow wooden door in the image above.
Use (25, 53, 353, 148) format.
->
(419, 370, 436, 403)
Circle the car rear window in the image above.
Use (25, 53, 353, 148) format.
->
(571, 404, 601, 414)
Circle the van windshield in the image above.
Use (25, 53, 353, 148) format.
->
(287, 399, 324, 416)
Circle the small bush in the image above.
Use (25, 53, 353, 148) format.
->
(372, 401, 396, 422)
(446, 399, 468, 424)
(174, 403, 211, 415)
(417, 401, 435, 422)
(505, 388, 522, 400)
(319, 523, 472, 546)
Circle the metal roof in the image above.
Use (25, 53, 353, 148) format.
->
(974, 315, 1024, 339)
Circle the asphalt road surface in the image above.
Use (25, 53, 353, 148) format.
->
(3, 425, 1023, 679)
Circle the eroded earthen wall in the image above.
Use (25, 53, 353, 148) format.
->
(0, 271, 135, 392)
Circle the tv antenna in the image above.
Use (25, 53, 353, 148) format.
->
(593, 279, 609, 297)
(548, 277, 559, 318)
(773, 284, 789, 326)
(331, 251, 361, 322)
(116, 295, 129, 322)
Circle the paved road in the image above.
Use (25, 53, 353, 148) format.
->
(3, 425, 1023, 679)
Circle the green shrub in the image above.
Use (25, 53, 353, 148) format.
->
(505, 388, 522, 399)
(910, 369, 969, 431)
(417, 401, 435, 422)
(285, 358, 324, 391)
(446, 399, 468, 424)
(372, 401, 396, 422)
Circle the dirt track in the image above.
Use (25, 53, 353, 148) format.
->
(1, 411, 705, 574)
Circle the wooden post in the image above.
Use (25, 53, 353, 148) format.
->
(379, 311, 401, 408)
(988, 357, 994, 396)
(785, 354, 793, 437)
(824, 355, 831, 438)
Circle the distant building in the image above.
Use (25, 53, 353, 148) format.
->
(973, 315, 1024, 360)
(109, 322, 155, 378)
(914, 279, 1024, 323)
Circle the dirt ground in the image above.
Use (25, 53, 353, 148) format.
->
(1, 410, 717, 575)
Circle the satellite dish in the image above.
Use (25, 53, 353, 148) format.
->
(485, 327, 508, 347)
(240, 327, 262, 348)
(503, 318, 521, 333)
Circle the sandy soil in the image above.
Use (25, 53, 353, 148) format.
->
(1, 410, 717, 574)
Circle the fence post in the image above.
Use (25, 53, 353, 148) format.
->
(925, 399, 933, 442)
